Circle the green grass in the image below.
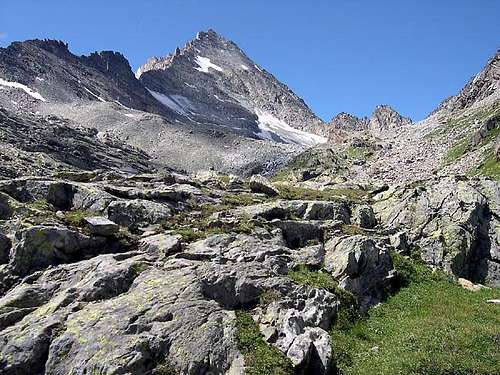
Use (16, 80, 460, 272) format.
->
(345, 147, 374, 161)
(64, 210, 97, 227)
(161, 204, 256, 242)
(235, 311, 293, 375)
(288, 264, 338, 292)
(276, 184, 369, 203)
(443, 140, 469, 164)
(471, 151, 500, 180)
(330, 253, 500, 375)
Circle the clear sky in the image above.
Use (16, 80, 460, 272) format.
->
(1, 0, 499, 121)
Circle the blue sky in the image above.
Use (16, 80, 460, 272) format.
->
(0, 0, 499, 121)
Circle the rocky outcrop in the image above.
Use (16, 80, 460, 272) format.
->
(324, 235, 393, 310)
(373, 176, 500, 286)
(369, 105, 412, 133)
(433, 49, 499, 115)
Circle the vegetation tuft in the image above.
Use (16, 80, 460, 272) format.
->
(235, 310, 293, 375)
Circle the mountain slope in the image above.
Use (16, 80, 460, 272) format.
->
(0, 39, 171, 116)
(137, 29, 328, 145)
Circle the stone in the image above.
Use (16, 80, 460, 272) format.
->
(353, 204, 376, 229)
(458, 278, 487, 292)
(139, 234, 182, 256)
(390, 231, 410, 254)
(0, 233, 11, 264)
(276, 220, 324, 249)
(106, 199, 172, 228)
(287, 327, 331, 374)
(248, 175, 279, 196)
(84, 216, 119, 236)
(303, 201, 350, 223)
(324, 235, 393, 310)
(9, 226, 106, 276)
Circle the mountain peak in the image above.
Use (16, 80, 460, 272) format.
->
(433, 48, 500, 115)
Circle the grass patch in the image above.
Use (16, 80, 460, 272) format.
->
(161, 204, 256, 242)
(288, 264, 338, 292)
(259, 289, 282, 306)
(64, 210, 97, 227)
(443, 140, 468, 165)
(276, 184, 369, 203)
(341, 224, 366, 236)
(235, 310, 293, 375)
(345, 147, 373, 161)
(471, 151, 500, 181)
(330, 254, 500, 374)
(330, 281, 500, 375)
(222, 193, 264, 207)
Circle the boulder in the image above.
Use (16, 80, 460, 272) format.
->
(259, 286, 339, 373)
(0, 233, 11, 264)
(373, 177, 500, 286)
(84, 216, 119, 236)
(353, 205, 376, 229)
(249, 175, 279, 196)
(106, 199, 172, 228)
(139, 234, 182, 256)
(9, 226, 106, 276)
(303, 201, 350, 223)
(324, 235, 393, 310)
(276, 220, 324, 249)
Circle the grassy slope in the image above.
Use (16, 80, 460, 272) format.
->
(330, 255, 500, 375)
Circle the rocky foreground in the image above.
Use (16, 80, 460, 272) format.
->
(0, 168, 498, 374)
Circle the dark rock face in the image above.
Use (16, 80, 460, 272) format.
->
(0, 108, 152, 178)
(0, 39, 170, 114)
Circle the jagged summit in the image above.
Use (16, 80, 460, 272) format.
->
(433, 49, 500, 115)
(328, 105, 411, 135)
(136, 29, 327, 144)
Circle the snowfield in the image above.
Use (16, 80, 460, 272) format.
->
(147, 89, 195, 116)
(255, 109, 327, 146)
(0, 78, 46, 101)
(194, 56, 224, 73)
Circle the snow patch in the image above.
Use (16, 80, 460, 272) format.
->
(254, 64, 263, 72)
(0, 78, 46, 101)
(124, 113, 138, 119)
(35, 77, 45, 82)
(194, 56, 224, 73)
(241, 64, 249, 71)
(255, 109, 327, 146)
(83, 87, 106, 102)
(184, 82, 197, 89)
(147, 89, 195, 116)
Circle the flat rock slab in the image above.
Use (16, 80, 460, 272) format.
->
(84, 216, 119, 236)
(139, 233, 182, 255)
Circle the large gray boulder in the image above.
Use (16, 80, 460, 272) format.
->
(258, 286, 339, 374)
(9, 226, 106, 276)
(106, 199, 172, 228)
(373, 176, 500, 286)
(324, 235, 393, 310)
(84, 216, 119, 236)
